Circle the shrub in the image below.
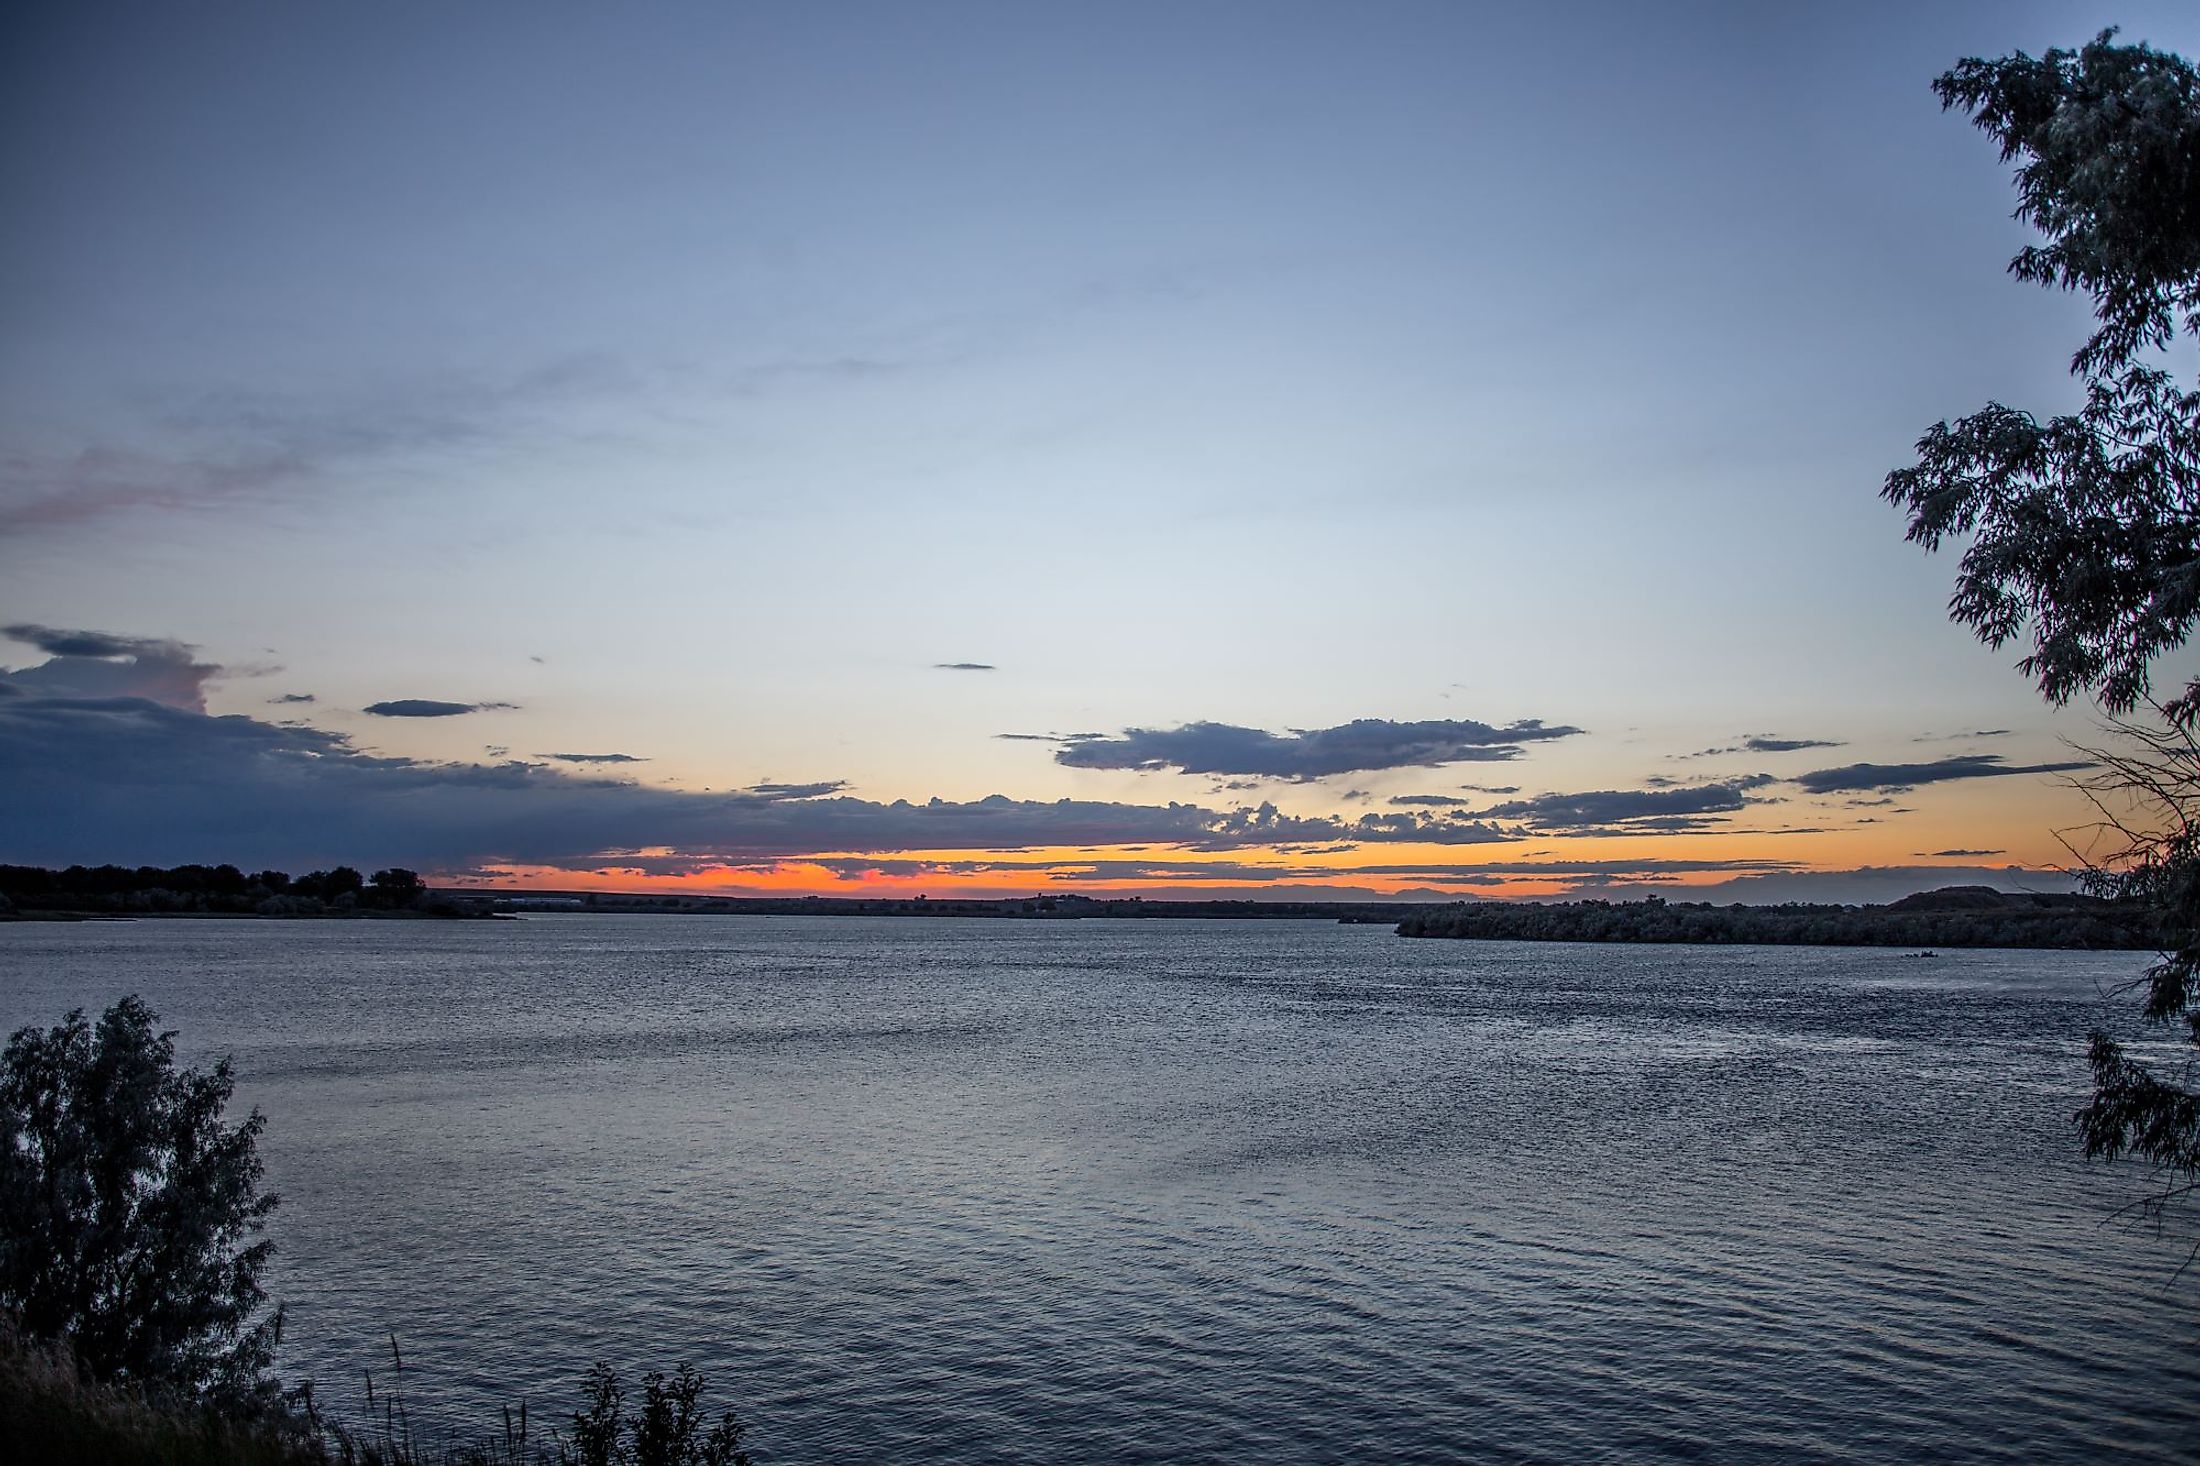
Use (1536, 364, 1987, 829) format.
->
(0, 996, 281, 1408)
(560, 1364, 750, 1466)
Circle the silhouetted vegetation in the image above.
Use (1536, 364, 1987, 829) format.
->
(0, 1316, 318, 1466)
(0, 864, 490, 919)
(0, 1318, 752, 1466)
(1, 997, 753, 1465)
(1886, 28, 2200, 1233)
(558, 1364, 749, 1466)
(1397, 887, 2156, 950)
(0, 997, 282, 1410)
(493, 888, 1432, 923)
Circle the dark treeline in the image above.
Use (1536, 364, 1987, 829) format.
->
(0, 863, 488, 919)
(3, 869, 2160, 949)
(499, 889, 1430, 923)
(0, 870, 1431, 923)
(1397, 887, 2158, 950)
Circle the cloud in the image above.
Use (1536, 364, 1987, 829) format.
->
(934, 662, 996, 671)
(1, 623, 223, 712)
(1683, 734, 1844, 758)
(3, 352, 941, 539)
(364, 699, 519, 718)
(1, 357, 634, 537)
(8, 624, 171, 660)
(1390, 794, 1474, 807)
(0, 694, 1520, 871)
(1477, 778, 1769, 833)
(1050, 716, 1583, 779)
(1793, 755, 2093, 795)
(0, 446, 312, 537)
(1917, 848, 2004, 857)
(565, 852, 1813, 898)
(544, 752, 647, 764)
(270, 692, 316, 705)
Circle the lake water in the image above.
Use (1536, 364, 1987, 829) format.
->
(1, 915, 2195, 1461)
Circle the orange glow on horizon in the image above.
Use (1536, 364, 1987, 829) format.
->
(431, 817, 2074, 902)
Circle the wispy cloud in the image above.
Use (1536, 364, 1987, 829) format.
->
(1912, 728, 2014, 743)
(1, 357, 632, 536)
(0, 446, 312, 537)
(1683, 734, 1844, 758)
(934, 662, 996, 672)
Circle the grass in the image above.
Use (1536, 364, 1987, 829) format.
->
(0, 1316, 319, 1465)
(0, 1322, 745, 1466)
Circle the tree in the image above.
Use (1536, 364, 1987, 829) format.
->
(368, 867, 425, 908)
(0, 996, 281, 1405)
(1884, 30, 2200, 1226)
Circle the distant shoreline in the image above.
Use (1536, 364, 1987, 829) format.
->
(1396, 887, 2156, 952)
(1, 870, 2161, 951)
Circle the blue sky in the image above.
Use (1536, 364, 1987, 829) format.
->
(5, 1, 2195, 900)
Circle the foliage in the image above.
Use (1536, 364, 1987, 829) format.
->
(1883, 30, 2200, 716)
(0, 862, 472, 917)
(4, 1313, 752, 1466)
(557, 1364, 749, 1466)
(1887, 29, 2200, 1231)
(1396, 888, 2149, 949)
(0, 997, 281, 1407)
(0, 1311, 321, 1466)
(2063, 719, 2200, 1213)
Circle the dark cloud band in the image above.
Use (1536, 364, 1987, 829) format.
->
(364, 699, 518, 718)
(1794, 755, 2092, 794)
(1477, 778, 1769, 832)
(0, 694, 1519, 870)
(1049, 716, 1583, 779)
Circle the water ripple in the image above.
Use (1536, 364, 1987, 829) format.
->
(1, 917, 2193, 1461)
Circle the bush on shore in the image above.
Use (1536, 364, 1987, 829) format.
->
(2, 996, 753, 1464)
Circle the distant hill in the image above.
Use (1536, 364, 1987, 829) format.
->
(1396, 887, 2153, 950)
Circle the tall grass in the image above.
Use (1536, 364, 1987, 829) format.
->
(0, 1319, 748, 1466)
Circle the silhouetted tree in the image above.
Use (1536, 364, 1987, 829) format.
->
(368, 868, 425, 907)
(292, 867, 363, 904)
(560, 1364, 750, 1466)
(1884, 29, 2200, 717)
(0, 997, 281, 1406)
(1885, 29, 2200, 1230)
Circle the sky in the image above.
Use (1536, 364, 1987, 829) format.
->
(5, 0, 2197, 903)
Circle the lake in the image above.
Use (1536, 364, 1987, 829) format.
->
(1, 915, 2193, 1461)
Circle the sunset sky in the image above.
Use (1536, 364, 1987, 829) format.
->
(7, 0, 2198, 902)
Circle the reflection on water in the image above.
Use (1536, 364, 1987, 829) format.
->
(0, 916, 2192, 1461)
